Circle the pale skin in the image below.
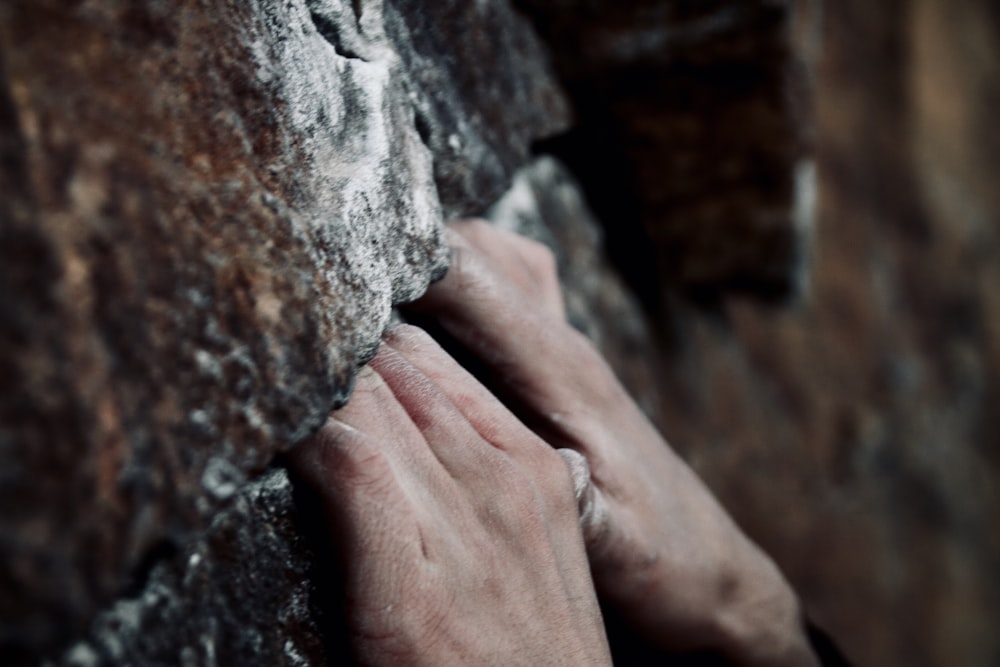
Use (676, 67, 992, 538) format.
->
(292, 219, 821, 666)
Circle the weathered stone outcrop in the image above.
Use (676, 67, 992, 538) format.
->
(51, 470, 329, 667)
(0, 0, 567, 659)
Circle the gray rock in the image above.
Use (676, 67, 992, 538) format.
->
(47, 469, 329, 667)
(380, 0, 571, 216)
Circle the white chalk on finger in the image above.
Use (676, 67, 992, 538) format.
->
(556, 448, 610, 546)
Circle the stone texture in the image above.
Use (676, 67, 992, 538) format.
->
(49, 469, 329, 667)
(646, 2, 1000, 665)
(381, 0, 570, 217)
(0, 0, 568, 660)
(518, 0, 816, 301)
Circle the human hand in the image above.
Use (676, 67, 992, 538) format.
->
(412, 219, 820, 667)
(290, 326, 612, 667)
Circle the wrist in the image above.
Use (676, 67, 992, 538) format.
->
(712, 552, 820, 667)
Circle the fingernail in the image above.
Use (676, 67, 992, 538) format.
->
(352, 363, 381, 391)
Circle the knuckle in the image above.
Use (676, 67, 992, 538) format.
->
(529, 241, 558, 275)
(447, 244, 491, 292)
(514, 442, 579, 517)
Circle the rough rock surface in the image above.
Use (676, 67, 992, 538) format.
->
(11, 0, 992, 665)
(28, 157, 654, 667)
(519, 0, 816, 300)
(49, 469, 329, 667)
(0, 0, 567, 659)
(382, 0, 570, 217)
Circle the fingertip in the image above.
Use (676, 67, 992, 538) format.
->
(440, 241, 483, 291)
(346, 356, 383, 390)
(333, 360, 387, 416)
(350, 361, 380, 393)
(287, 416, 353, 482)
(410, 242, 476, 313)
(301, 416, 396, 493)
(446, 216, 490, 236)
(382, 325, 468, 383)
(440, 218, 485, 260)
(368, 339, 440, 415)
(368, 336, 409, 379)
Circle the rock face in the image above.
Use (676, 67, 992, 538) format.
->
(0, 0, 567, 660)
(52, 470, 330, 667)
(382, 0, 570, 217)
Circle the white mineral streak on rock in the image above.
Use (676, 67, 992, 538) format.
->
(792, 158, 817, 296)
(283, 639, 311, 667)
(194, 349, 223, 381)
(267, 0, 445, 367)
(201, 457, 245, 501)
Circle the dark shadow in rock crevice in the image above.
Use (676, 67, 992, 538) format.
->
(284, 459, 356, 664)
(532, 129, 663, 322)
(309, 8, 368, 62)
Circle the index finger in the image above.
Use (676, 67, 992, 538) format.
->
(412, 226, 631, 447)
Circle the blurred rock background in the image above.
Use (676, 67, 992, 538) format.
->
(508, 2, 1000, 661)
(1, 0, 997, 665)
(638, 2, 1000, 665)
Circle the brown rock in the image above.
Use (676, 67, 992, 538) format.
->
(518, 0, 816, 300)
(0, 0, 568, 659)
(648, 1, 1000, 664)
